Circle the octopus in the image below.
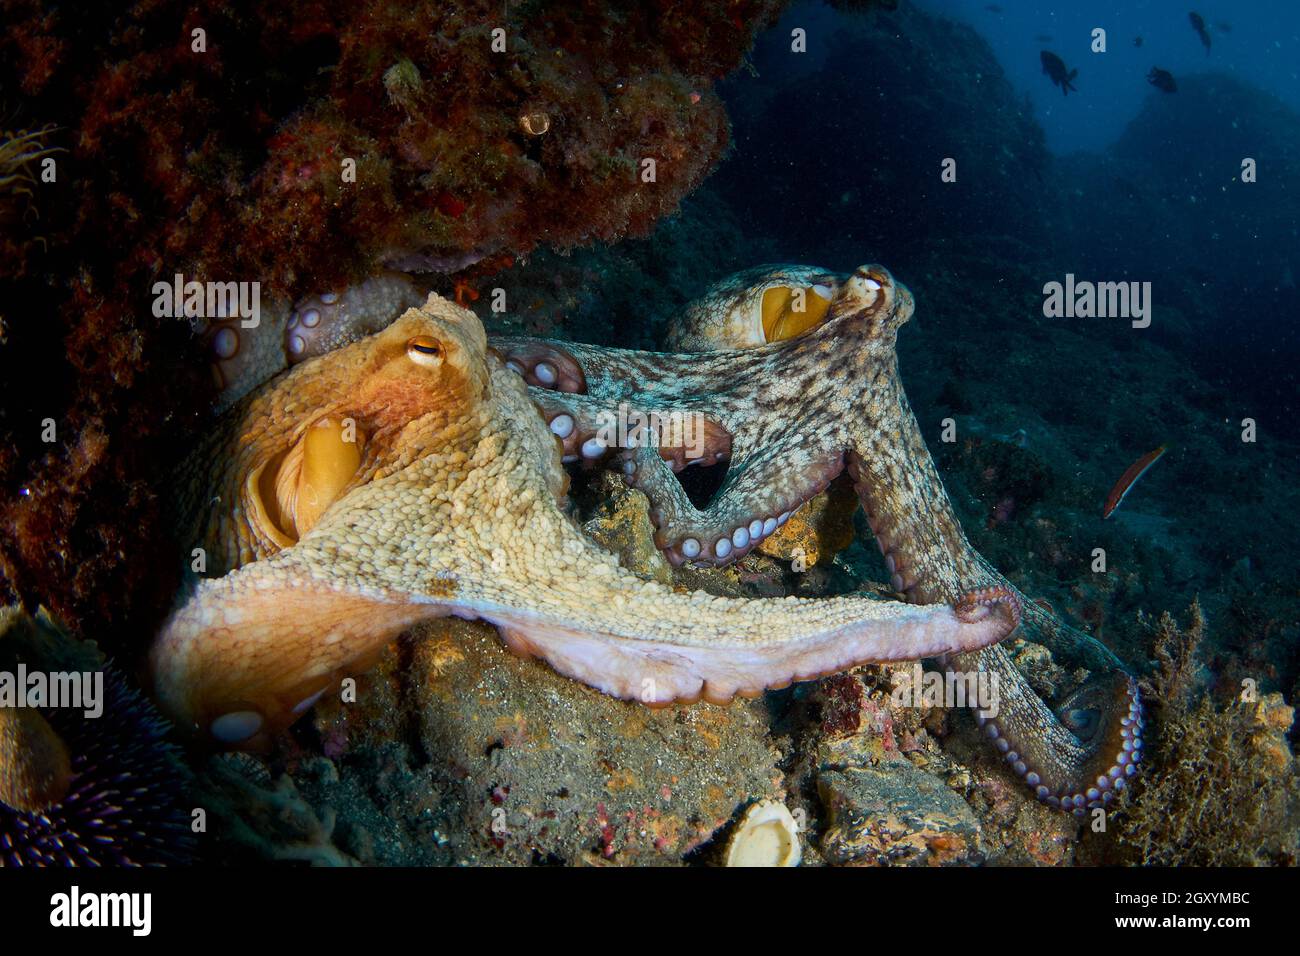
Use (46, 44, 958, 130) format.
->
(174, 261, 1144, 815)
(152, 280, 1020, 753)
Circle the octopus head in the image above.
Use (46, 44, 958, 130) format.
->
(666, 265, 843, 351)
(829, 264, 915, 343)
(235, 297, 489, 553)
(755, 274, 839, 344)
(666, 263, 914, 353)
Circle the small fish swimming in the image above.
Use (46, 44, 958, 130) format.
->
(1189, 11, 1211, 54)
(1103, 445, 1168, 519)
(1147, 67, 1178, 93)
(1040, 51, 1078, 96)
(1035, 34, 1054, 43)
(1216, 21, 1232, 33)
(1133, 36, 1143, 48)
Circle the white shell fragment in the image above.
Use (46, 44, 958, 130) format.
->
(723, 799, 802, 867)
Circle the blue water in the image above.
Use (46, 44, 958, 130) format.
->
(926, 0, 1300, 154)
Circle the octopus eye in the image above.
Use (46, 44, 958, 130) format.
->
(760, 285, 833, 343)
(407, 336, 444, 367)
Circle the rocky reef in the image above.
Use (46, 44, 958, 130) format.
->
(0, 0, 783, 645)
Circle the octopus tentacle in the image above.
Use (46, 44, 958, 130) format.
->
(514, 389, 735, 469)
(505, 260, 1140, 813)
(493, 340, 588, 394)
(156, 487, 1022, 748)
(954, 585, 1023, 624)
(203, 298, 295, 411)
(623, 441, 844, 566)
(521, 390, 619, 463)
(969, 648, 1143, 814)
(844, 361, 1144, 810)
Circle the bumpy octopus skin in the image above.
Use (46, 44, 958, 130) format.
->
(154, 294, 1020, 749)
(579, 264, 1143, 815)
(193, 266, 1143, 814)
(537, 264, 1143, 816)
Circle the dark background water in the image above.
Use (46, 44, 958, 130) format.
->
(709, 0, 1300, 442)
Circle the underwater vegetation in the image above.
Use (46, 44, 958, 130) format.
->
(0, 123, 58, 275)
(1118, 606, 1300, 868)
(1117, 603, 1298, 866)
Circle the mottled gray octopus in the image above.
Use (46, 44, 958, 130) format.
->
(174, 263, 1143, 815)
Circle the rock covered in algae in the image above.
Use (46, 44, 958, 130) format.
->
(402, 618, 784, 865)
(757, 481, 858, 567)
(194, 754, 363, 866)
(196, 620, 787, 866)
(1114, 689, 1299, 866)
(817, 757, 982, 866)
(1245, 692, 1295, 775)
(0, 706, 72, 814)
(581, 472, 674, 587)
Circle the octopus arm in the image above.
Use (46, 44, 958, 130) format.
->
(950, 609, 1143, 814)
(622, 440, 843, 567)
(149, 519, 1021, 748)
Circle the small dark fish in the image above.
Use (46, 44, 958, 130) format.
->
(1147, 67, 1177, 93)
(985, 4, 1003, 12)
(1189, 11, 1211, 54)
(1035, 34, 1054, 43)
(1133, 35, 1143, 47)
(1216, 21, 1232, 33)
(1040, 51, 1078, 96)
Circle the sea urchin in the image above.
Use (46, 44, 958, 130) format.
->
(0, 669, 193, 866)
